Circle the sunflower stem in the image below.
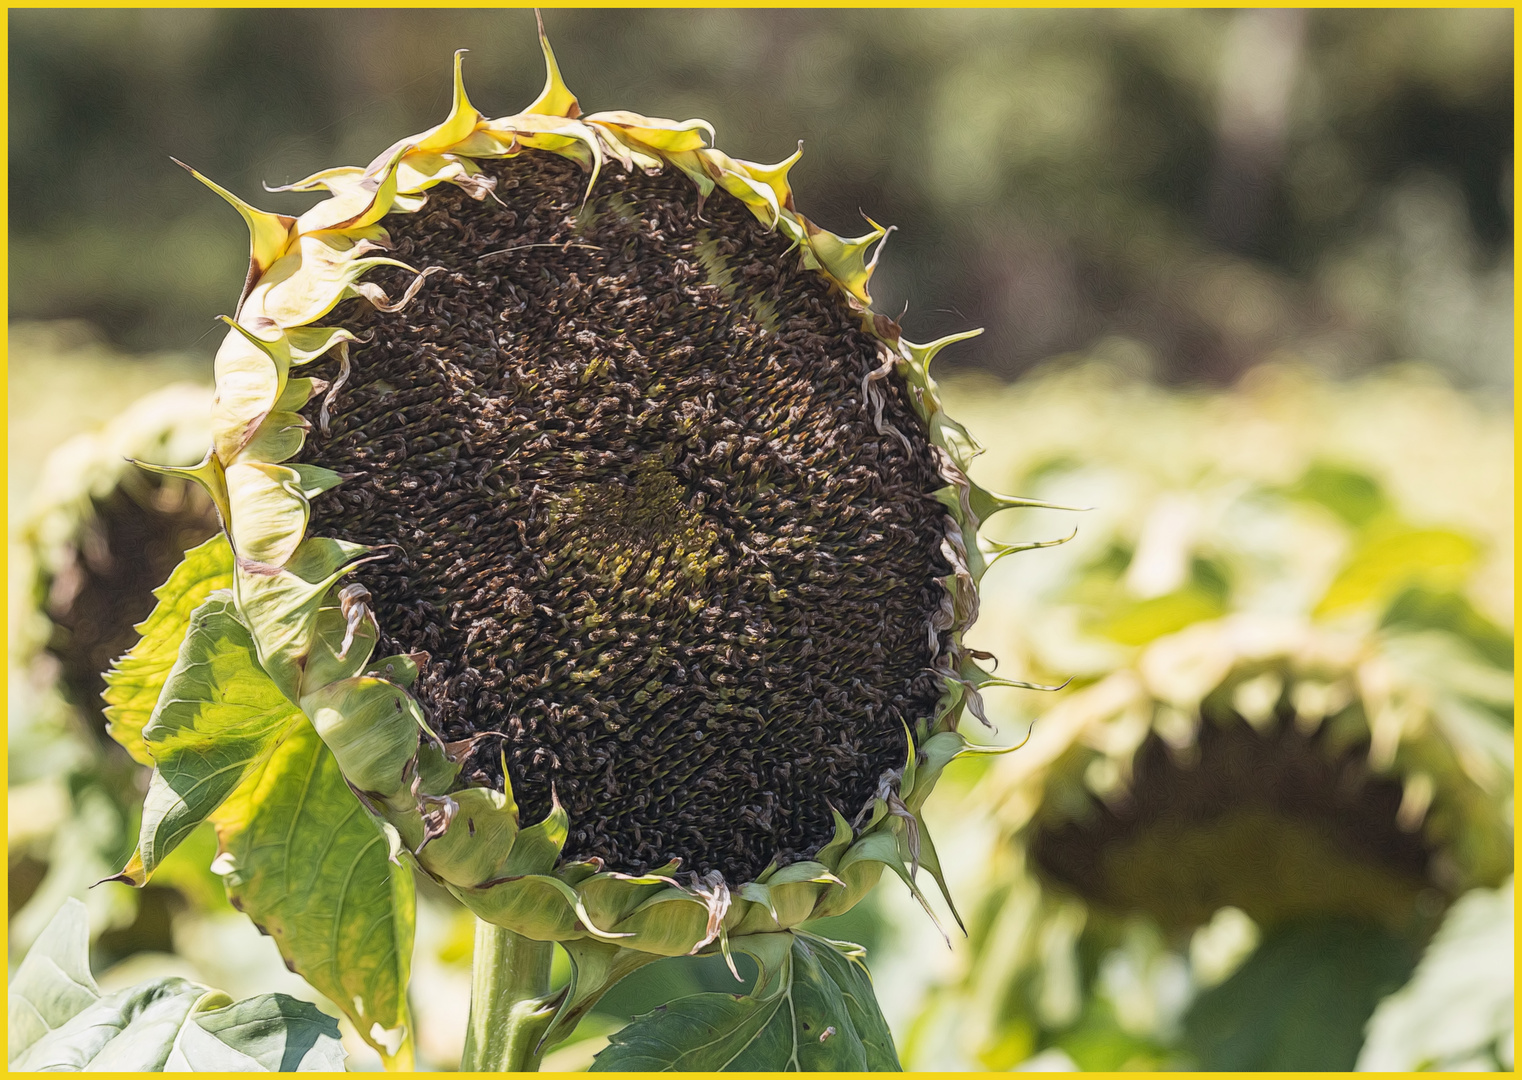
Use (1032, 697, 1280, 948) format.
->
(461, 919, 557, 1072)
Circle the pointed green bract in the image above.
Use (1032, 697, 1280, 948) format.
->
(801, 218, 891, 305)
(233, 536, 372, 699)
(455, 875, 585, 941)
(301, 676, 423, 798)
(579, 870, 685, 932)
(415, 787, 521, 883)
(606, 888, 715, 957)
(499, 798, 569, 877)
(133, 451, 232, 530)
(175, 159, 296, 311)
(415, 50, 483, 152)
(528, 17, 581, 118)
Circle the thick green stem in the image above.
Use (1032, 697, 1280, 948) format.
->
(461, 919, 557, 1072)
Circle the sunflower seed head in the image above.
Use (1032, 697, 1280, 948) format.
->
(302, 155, 953, 882)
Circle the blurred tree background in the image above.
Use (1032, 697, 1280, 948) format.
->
(8, 7, 1513, 1072)
(8, 7, 1513, 387)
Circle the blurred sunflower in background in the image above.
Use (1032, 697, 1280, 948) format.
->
(903, 360, 1512, 1071)
(9, 360, 222, 973)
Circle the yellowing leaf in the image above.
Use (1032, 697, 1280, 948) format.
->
(1097, 588, 1226, 646)
(1316, 527, 1477, 616)
(129, 592, 304, 880)
(103, 534, 235, 766)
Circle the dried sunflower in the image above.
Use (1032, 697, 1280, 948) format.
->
(105, 29, 1059, 1069)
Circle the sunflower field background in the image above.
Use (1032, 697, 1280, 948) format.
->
(8, 8, 1512, 1071)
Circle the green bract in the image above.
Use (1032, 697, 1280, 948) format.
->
(109, 30, 1061, 1049)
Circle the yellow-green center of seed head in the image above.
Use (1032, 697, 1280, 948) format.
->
(548, 464, 725, 589)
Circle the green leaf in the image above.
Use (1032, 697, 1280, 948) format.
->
(1358, 878, 1515, 1071)
(211, 719, 416, 1069)
(13, 977, 223, 1071)
(7, 897, 99, 1061)
(796, 932, 901, 1071)
(590, 931, 901, 1072)
(7, 898, 345, 1072)
(165, 994, 349, 1071)
(1380, 585, 1514, 672)
(1181, 918, 1418, 1071)
(103, 534, 235, 766)
(1285, 461, 1389, 528)
(128, 592, 303, 881)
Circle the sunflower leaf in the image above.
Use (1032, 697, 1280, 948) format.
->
(1181, 919, 1418, 1071)
(590, 931, 900, 1071)
(103, 533, 235, 766)
(163, 994, 350, 1071)
(7, 898, 345, 1072)
(211, 719, 416, 1070)
(122, 591, 304, 882)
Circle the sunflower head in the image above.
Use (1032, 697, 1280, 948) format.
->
(1018, 618, 1511, 935)
(906, 372, 1512, 1069)
(112, 29, 1055, 985)
(22, 384, 218, 746)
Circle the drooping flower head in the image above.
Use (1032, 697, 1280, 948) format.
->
(116, 31, 1062, 995)
(930, 616, 1513, 1070)
(22, 384, 218, 748)
(902, 371, 1512, 1070)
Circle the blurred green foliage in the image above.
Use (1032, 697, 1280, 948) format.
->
(1359, 878, 1514, 1071)
(894, 360, 1512, 1071)
(9, 8, 1513, 385)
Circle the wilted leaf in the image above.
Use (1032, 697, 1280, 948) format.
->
(7, 898, 344, 1072)
(212, 720, 415, 1069)
(591, 931, 900, 1071)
